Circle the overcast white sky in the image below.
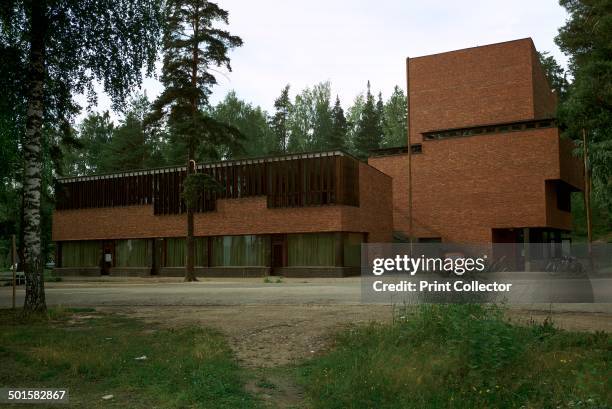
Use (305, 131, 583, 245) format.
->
(78, 0, 570, 122)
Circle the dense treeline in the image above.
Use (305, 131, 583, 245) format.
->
(60, 82, 407, 177)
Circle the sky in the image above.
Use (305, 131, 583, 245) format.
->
(77, 0, 570, 122)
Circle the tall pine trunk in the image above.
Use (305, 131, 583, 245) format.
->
(582, 128, 594, 272)
(185, 147, 197, 282)
(22, 0, 47, 312)
(184, 13, 199, 283)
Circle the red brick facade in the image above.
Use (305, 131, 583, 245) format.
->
(52, 162, 393, 243)
(52, 38, 584, 276)
(368, 38, 583, 244)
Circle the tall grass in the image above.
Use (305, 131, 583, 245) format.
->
(298, 304, 610, 409)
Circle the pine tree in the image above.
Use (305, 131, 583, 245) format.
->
(329, 96, 347, 150)
(353, 81, 382, 158)
(346, 94, 365, 155)
(271, 85, 292, 154)
(311, 82, 333, 151)
(149, 0, 242, 281)
(382, 85, 408, 147)
(537, 52, 569, 100)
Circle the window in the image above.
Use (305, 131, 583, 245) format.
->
(410, 144, 422, 154)
(343, 233, 364, 267)
(556, 186, 571, 212)
(61, 241, 100, 267)
(115, 239, 149, 267)
(165, 237, 207, 267)
(538, 120, 552, 128)
(211, 235, 270, 267)
(418, 237, 442, 243)
(288, 233, 336, 267)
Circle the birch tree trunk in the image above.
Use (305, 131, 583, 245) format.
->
(22, 0, 47, 312)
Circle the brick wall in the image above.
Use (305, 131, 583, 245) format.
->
(530, 45, 558, 120)
(52, 162, 393, 243)
(369, 128, 582, 243)
(408, 39, 537, 144)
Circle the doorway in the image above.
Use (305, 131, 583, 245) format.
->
(270, 234, 286, 275)
(101, 241, 114, 275)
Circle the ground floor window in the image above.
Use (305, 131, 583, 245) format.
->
(211, 235, 270, 267)
(115, 239, 149, 267)
(61, 241, 100, 267)
(343, 233, 364, 267)
(165, 237, 207, 267)
(288, 233, 336, 267)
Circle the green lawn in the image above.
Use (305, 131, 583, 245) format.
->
(1, 305, 610, 409)
(0, 308, 260, 408)
(296, 304, 611, 409)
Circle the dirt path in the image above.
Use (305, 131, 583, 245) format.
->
(99, 304, 611, 408)
(105, 304, 394, 367)
(103, 305, 612, 367)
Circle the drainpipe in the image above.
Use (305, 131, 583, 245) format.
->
(406, 56, 413, 254)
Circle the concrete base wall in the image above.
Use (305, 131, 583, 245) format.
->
(109, 267, 152, 277)
(54, 267, 101, 276)
(159, 267, 270, 278)
(273, 267, 359, 278)
(55, 266, 359, 278)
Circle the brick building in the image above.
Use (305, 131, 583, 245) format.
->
(52, 38, 583, 277)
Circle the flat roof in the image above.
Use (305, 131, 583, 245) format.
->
(59, 149, 359, 183)
(409, 37, 533, 60)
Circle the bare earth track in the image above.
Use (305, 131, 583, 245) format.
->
(2, 277, 611, 367)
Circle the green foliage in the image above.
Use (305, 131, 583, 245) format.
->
(311, 82, 334, 151)
(1, 0, 164, 308)
(382, 85, 407, 147)
(102, 95, 166, 172)
(571, 192, 612, 242)
(346, 93, 365, 153)
(270, 85, 292, 154)
(181, 173, 222, 209)
(62, 112, 114, 176)
(353, 81, 383, 158)
(0, 0, 163, 135)
(297, 304, 611, 409)
(329, 96, 348, 150)
(0, 309, 260, 408)
(555, 0, 612, 210)
(149, 0, 243, 159)
(287, 86, 314, 152)
(211, 91, 276, 159)
(537, 51, 570, 98)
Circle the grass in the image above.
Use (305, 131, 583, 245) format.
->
(296, 304, 611, 409)
(0, 307, 260, 408)
(1, 304, 610, 408)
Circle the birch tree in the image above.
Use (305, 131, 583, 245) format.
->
(0, 0, 163, 312)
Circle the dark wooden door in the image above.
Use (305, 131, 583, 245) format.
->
(270, 234, 286, 275)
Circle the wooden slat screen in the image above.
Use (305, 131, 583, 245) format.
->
(56, 154, 360, 213)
